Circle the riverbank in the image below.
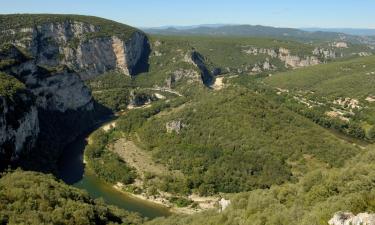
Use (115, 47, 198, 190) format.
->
(113, 182, 219, 214)
(59, 116, 171, 218)
(83, 117, 220, 215)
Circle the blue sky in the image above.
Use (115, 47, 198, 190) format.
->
(1, 0, 374, 28)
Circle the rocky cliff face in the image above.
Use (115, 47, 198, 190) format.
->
(0, 44, 101, 170)
(4, 20, 150, 80)
(0, 15, 150, 170)
(190, 51, 215, 86)
(0, 91, 39, 169)
(242, 47, 329, 69)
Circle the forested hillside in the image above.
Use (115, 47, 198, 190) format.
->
(147, 145, 375, 225)
(265, 55, 375, 141)
(0, 170, 143, 225)
(103, 87, 359, 197)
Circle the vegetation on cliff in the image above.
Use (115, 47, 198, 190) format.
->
(0, 72, 25, 97)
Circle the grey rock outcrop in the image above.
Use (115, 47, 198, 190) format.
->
(278, 48, 320, 68)
(6, 21, 150, 80)
(166, 120, 184, 134)
(329, 212, 375, 225)
(0, 44, 102, 170)
(242, 46, 335, 70)
(0, 16, 152, 170)
(0, 91, 39, 169)
(313, 47, 337, 59)
(165, 69, 201, 88)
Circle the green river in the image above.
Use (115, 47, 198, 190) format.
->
(58, 118, 171, 219)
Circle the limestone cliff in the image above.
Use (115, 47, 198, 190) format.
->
(242, 46, 329, 69)
(190, 51, 215, 86)
(0, 15, 152, 170)
(0, 91, 39, 169)
(1, 15, 150, 79)
(0, 44, 101, 170)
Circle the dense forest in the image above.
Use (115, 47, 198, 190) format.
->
(85, 129, 138, 185)
(0, 170, 143, 225)
(147, 145, 375, 225)
(112, 87, 359, 195)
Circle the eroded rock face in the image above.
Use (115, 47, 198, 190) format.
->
(8, 21, 150, 80)
(0, 45, 102, 170)
(242, 46, 336, 69)
(165, 69, 201, 88)
(13, 63, 93, 112)
(278, 48, 321, 68)
(0, 92, 39, 169)
(329, 212, 375, 225)
(0, 18, 151, 169)
(190, 51, 214, 86)
(166, 120, 184, 134)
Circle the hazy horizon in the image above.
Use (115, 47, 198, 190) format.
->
(1, 0, 375, 29)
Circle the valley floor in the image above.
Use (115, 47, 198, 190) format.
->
(84, 113, 222, 215)
(111, 137, 220, 214)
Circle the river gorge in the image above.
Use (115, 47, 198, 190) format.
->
(58, 118, 171, 219)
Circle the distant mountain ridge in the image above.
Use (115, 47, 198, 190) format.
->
(302, 28, 375, 36)
(143, 24, 375, 46)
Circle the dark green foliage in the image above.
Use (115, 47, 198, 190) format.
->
(116, 99, 185, 133)
(368, 127, 375, 139)
(87, 72, 134, 111)
(0, 59, 17, 70)
(0, 72, 25, 97)
(120, 88, 358, 195)
(85, 129, 137, 185)
(147, 146, 375, 225)
(0, 170, 143, 225)
(93, 89, 131, 111)
(168, 197, 193, 208)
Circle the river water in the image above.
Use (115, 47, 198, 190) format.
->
(58, 119, 171, 219)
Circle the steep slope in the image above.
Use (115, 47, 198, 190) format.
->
(264, 55, 375, 140)
(0, 14, 151, 79)
(0, 14, 151, 171)
(0, 170, 143, 225)
(112, 87, 358, 196)
(0, 72, 39, 170)
(87, 34, 372, 113)
(147, 145, 375, 225)
(0, 43, 100, 170)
